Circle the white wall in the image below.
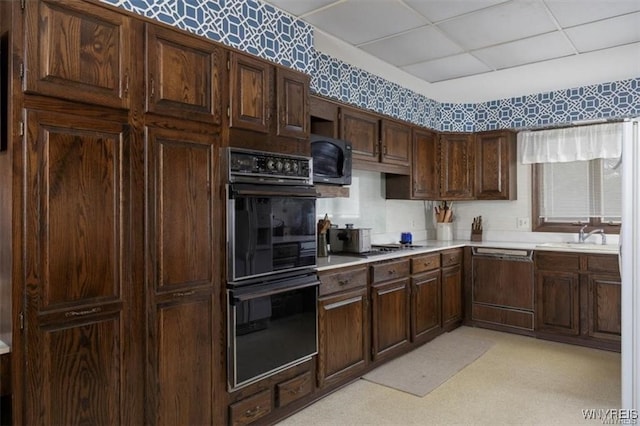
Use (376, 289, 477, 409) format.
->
(317, 165, 620, 246)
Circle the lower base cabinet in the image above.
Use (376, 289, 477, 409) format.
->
(535, 252, 621, 351)
(370, 259, 411, 362)
(441, 249, 464, 330)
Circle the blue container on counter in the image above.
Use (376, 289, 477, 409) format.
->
(400, 232, 412, 244)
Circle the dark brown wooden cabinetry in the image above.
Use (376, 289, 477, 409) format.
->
(229, 52, 309, 155)
(370, 259, 411, 362)
(410, 253, 442, 343)
(474, 130, 517, 200)
(470, 249, 534, 333)
(340, 106, 380, 163)
(441, 249, 464, 329)
(380, 119, 411, 170)
(145, 24, 223, 123)
(439, 133, 475, 200)
(145, 123, 220, 425)
(22, 108, 142, 425)
(535, 251, 621, 351)
(24, 0, 135, 109)
(386, 128, 439, 200)
(317, 266, 369, 388)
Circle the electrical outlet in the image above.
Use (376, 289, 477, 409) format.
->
(517, 217, 530, 229)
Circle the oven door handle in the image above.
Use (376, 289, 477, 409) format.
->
(230, 278, 320, 303)
(229, 183, 318, 198)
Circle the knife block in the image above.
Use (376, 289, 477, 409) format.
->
(470, 230, 483, 242)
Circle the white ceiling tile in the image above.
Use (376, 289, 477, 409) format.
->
(565, 12, 640, 52)
(473, 31, 576, 69)
(360, 26, 463, 66)
(404, 0, 508, 22)
(303, 0, 427, 45)
(265, 0, 339, 17)
(436, 1, 557, 50)
(545, 0, 640, 27)
(402, 54, 491, 82)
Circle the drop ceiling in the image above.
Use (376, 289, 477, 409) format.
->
(262, 0, 640, 84)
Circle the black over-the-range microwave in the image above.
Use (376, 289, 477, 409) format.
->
(310, 134, 352, 186)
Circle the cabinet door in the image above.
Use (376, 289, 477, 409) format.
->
(439, 133, 474, 200)
(340, 107, 379, 163)
(475, 130, 516, 200)
(229, 52, 272, 133)
(412, 128, 439, 199)
(380, 119, 410, 167)
(587, 274, 621, 342)
(276, 67, 309, 139)
(536, 271, 580, 335)
(441, 265, 462, 328)
(24, 0, 135, 109)
(317, 287, 368, 388)
(371, 278, 410, 361)
(146, 124, 220, 425)
(23, 110, 140, 424)
(146, 24, 223, 124)
(411, 270, 441, 342)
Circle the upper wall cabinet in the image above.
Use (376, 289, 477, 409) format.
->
(386, 128, 439, 200)
(145, 24, 223, 124)
(229, 52, 310, 155)
(474, 130, 517, 200)
(380, 119, 411, 170)
(340, 106, 379, 163)
(439, 133, 475, 200)
(276, 67, 310, 139)
(24, 0, 137, 109)
(229, 52, 272, 133)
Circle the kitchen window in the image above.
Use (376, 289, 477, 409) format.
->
(520, 122, 622, 233)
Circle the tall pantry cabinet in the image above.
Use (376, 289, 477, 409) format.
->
(3, 1, 224, 424)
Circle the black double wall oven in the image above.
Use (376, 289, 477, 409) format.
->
(225, 148, 319, 391)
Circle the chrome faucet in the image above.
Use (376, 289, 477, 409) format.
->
(579, 225, 607, 244)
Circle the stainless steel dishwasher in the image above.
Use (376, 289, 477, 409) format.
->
(471, 247, 535, 331)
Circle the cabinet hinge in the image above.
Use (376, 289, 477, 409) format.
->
(19, 312, 24, 330)
(19, 121, 24, 136)
(227, 60, 230, 71)
(227, 106, 230, 118)
(19, 63, 24, 80)
(21, 0, 25, 10)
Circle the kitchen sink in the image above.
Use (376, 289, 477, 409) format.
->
(536, 242, 619, 252)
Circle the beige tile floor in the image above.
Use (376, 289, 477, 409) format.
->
(278, 326, 621, 425)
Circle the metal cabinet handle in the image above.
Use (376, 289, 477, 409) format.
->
(65, 307, 102, 317)
(245, 407, 261, 418)
(338, 279, 349, 286)
(174, 291, 195, 298)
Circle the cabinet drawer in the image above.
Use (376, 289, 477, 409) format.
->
(441, 248, 462, 267)
(276, 371, 312, 408)
(229, 389, 272, 425)
(535, 252, 580, 272)
(411, 253, 440, 274)
(319, 265, 368, 296)
(370, 259, 410, 284)
(472, 303, 534, 330)
(586, 255, 619, 274)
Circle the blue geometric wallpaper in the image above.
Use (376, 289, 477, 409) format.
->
(102, 0, 640, 132)
(98, 0, 314, 73)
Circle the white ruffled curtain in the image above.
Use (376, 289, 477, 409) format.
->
(518, 122, 623, 164)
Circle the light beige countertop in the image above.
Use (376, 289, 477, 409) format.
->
(0, 340, 9, 355)
(316, 239, 617, 271)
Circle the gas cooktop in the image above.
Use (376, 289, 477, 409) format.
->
(333, 243, 425, 258)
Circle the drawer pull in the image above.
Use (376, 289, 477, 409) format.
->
(245, 407, 261, 418)
(388, 269, 395, 275)
(174, 290, 195, 298)
(65, 307, 101, 317)
(338, 279, 349, 286)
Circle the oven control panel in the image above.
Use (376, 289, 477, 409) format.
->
(227, 148, 312, 184)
